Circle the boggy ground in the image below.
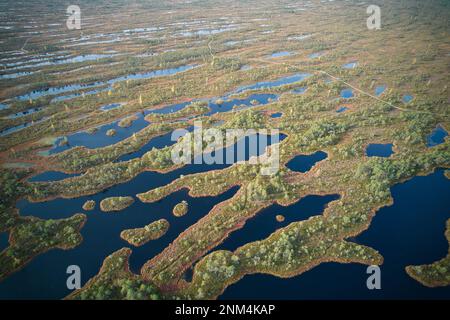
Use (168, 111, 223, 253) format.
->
(0, 0, 449, 299)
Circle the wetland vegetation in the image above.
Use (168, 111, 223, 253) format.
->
(173, 201, 189, 217)
(0, 0, 449, 300)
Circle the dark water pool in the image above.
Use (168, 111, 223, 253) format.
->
(220, 169, 450, 299)
(146, 101, 191, 115)
(206, 93, 278, 115)
(286, 151, 328, 173)
(51, 87, 110, 103)
(341, 89, 354, 99)
(375, 85, 386, 96)
(366, 143, 394, 158)
(343, 62, 357, 69)
(292, 87, 307, 94)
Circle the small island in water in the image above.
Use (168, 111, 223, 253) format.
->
(0, 0, 448, 302)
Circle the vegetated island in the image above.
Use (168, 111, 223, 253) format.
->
(100, 196, 134, 212)
(173, 201, 189, 217)
(106, 129, 117, 137)
(67, 248, 162, 300)
(120, 219, 170, 247)
(82, 200, 96, 211)
(405, 219, 450, 287)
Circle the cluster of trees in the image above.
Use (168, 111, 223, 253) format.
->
(297, 120, 348, 148)
(224, 109, 265, 129)
(100, 196, 134, 212)
(0, 214, 85, 281)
